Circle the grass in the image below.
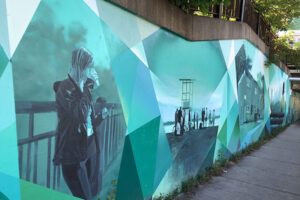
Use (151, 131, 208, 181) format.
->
(153, 125, 290, 200)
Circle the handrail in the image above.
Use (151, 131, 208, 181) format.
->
(18, 131, 56, 146)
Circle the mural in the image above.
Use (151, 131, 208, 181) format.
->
(0, 0, 300, 200)
(267, 63, 292, 127)
(143, 30, 226, 194)
(235, 42, 266, 150)
(11, 0, 127, 199)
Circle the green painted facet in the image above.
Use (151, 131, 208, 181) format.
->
(129, 116, 161, 198)
(153, 120, 172, 192)
(227, 116, 241, 154)
(0, 192, 9, 200)
(217, 119, 227, 147)
(227, 102, 239, 145)
(116, 136, 144, 200)
(20, 180, 79, 200)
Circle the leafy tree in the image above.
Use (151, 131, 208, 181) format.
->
(253, 0, 300, 31)
(268, 31, 300, 68)
(168, 0, 300, 67)
(169, 0, 231, 14)
(170, 0, 300, 31)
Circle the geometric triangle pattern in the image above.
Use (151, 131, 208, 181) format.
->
(153, 119, 173, 193)
(0, 0, 299, 200)
(0, 45, 9, 78)
(129, 116, 160, 198)
(0, 0, 10, 58)
(116, 136, 144, 200)
(6, 0, 41, 56)
(0, 60, 20, 200)
(20, 180, 79, 200)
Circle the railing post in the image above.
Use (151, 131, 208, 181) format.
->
(118, 115, 121, 145)
(240, 0, 246, 21)
(257, 12, 260, 35)
(105, 114, 110, 167)
(53, 164, 56, 189)
(219, 2, 223, 19)
(33, 141, 38, 184)
(26, 112, 34, 181)
(57, 165, 61, 189)
(109, 109, 114, 163)
(46, 137, 52, 188)
(102, 117, 107, 172)
(18, 145, 23, 178)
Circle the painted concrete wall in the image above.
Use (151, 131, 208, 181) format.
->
(0, 0, 299, 200)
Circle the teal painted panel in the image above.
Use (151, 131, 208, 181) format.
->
(129, 116, 160, 198)
(0, 45, 9, 77)
(0, 0, 298, 199)
(127, 60, 160, 133)
(116, 136, 144, 200)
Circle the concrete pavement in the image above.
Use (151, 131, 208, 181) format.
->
(177, 121, 300, 200)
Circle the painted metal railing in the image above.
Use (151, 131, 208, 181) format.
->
(16, 101, 126, 191)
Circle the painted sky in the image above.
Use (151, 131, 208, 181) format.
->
(143, 30, 227, 122)
(12, 0, 123, 103)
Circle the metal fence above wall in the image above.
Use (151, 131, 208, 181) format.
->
(191, 0, 275, 47)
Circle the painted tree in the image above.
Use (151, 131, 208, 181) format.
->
(235, 45, 253, 83)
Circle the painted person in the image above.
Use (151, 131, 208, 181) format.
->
(53, 47, 103, 200)
(174, 108, 178, 135)
(209, 110, 212, 127)
(212, 109, 216, 126)
(93, 97, 110, 193)
(181, 109, 186, 135)
(201, 108, 205, 128)
(178, 107, 183, 125)
(205, 107, 208, 127)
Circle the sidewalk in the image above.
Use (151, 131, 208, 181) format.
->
(176, 121, 300, 200)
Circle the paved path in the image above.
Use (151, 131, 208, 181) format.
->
(177, 121, 300, 200)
